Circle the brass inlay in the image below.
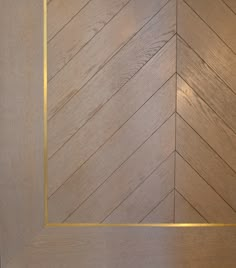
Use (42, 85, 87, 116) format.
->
(44, 0, 48, 225)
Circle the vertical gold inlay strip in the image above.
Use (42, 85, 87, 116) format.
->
(44, 0, 48, 225)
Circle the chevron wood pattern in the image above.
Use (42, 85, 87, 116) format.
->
(47, 0, 236, 223)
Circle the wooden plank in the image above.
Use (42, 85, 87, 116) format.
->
(175, 191, 206, 223)
(48, 38, 176, 197)
(48, 83, 175, 222)
(47, 0, 90, 41)
(177, 75, 236, 172)
(69, 151, 175, 223)
(48, 0, 176, 157)
(48, 0, 130, 80)
(223, 0, 236, 13)
(176, 115, 236, 212)
(141, 191, 174, 223)
(104, 154, 174, 223)
(176, 153, 236, 222)
(7, 227, 236, 268)
(48, 0, 169, 118)
(177, 37, 236, 133)
(0, 0, 44, 265)
(178, 0, 236, 93)
(185, 0, 236, 53)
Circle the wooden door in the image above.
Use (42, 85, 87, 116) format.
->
(1, 0, 236, 267)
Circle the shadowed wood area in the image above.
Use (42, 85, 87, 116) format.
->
(48, 0, 236, 223)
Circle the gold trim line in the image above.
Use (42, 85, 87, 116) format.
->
(46, 223, 236, 227)
(44, 0, 48, 225)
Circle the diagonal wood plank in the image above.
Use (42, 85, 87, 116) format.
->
(177, 37, 236, 133)
(102, 154, 174, 223)
(176, 115, 236, 211)
(140, 191, 174, 223)
(48, 0, 130, 80)
(175, 190, 207, 223)
(178, 0, 236, 93)
(48, 37, 176, 197)
(176, 153, 236, 223)
(47, 0, 90, 41)
(48, 86, 175, 222)
(67, 120, 175, 223)
(223, 0, 236, 13)
(177, 75, 236, 172)
(48, 0, 169, 118)
(184, 0, 236, 53)
(48, 0, 176, 157)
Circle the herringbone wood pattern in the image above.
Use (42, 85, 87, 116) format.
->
(47, 0, 236, 223)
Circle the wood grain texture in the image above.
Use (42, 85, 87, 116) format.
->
(177, 37, 236, 133)
(68, 133, 175, 223)
(49, 79, 176, 222)
(223, 0, 236, 13)
(176, 115, 236, 212)
(0, 0, 44, 265)
(7, 226, 236, 268)
(185, 0, 236, 52)
(47, 0, 90, 41)
(176, 0, 236, 224)
(175, 191, 207, 223)
(3, 0, 236, 266)
(141, 191, 174, 223)
(176, 153, 236, 223)
(48, 0, 169, 119)
(48, 0, 130, 80)
(103, 154, 175, 223)
(177, 75, 236, 172)
(178, 0, 236, 93)
(48, 37, 176, 198)
(48, 0, 176, 157)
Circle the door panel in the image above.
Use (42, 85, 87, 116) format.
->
(1, 0, 236, 267)
(48, 0, 236, 224)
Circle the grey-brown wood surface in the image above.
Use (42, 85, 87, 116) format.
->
(48, 0, 236, 224)
(223, 0, 236, 13)
(2, 0, 236, 266)
(6, 227, 236, 268)
(0, 0, 44, 265)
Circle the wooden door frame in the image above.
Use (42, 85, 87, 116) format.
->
(1, 0, 236, 267)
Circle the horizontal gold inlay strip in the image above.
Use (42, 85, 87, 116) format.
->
(46, 223, 236, 227)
